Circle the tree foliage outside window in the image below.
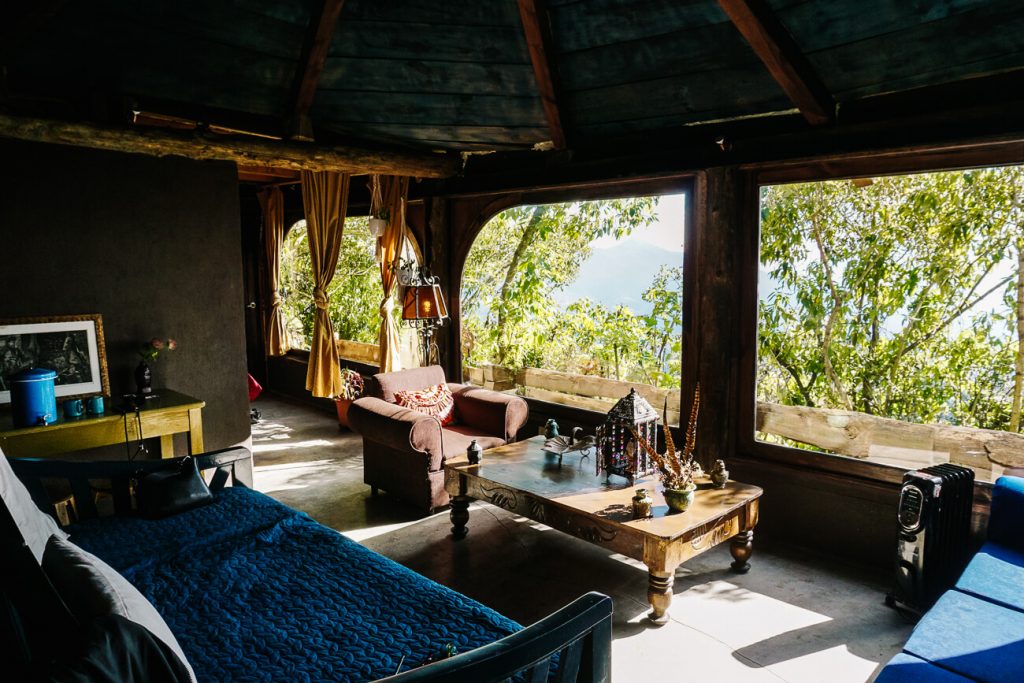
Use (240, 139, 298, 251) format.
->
(279, 216, 385, 351)
(461, 197, 686, 389)
(757, 166, 1024, 465)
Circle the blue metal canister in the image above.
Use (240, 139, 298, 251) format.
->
(11, 368, 58, 428)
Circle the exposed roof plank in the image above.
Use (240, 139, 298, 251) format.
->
(289, 0, 346, 135)
(0, 113, 459, 178)
(716, 0, 835, 126)
(517, 0, 568, 149)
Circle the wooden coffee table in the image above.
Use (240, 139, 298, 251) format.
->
(444, 435, 762, 624)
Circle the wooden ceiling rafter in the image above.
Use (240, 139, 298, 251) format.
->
(517, 0, 569, 150)
(715, 0, 835, 126)
(287, 0, 347, 141)
(0, 112, 460, 178)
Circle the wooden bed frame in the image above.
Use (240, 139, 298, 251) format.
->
(1, 448, 613, 682)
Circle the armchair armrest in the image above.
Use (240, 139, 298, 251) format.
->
(989, 476, 1024, 550)
(449, 384, 528, 442)
(348, 397, 445, 470)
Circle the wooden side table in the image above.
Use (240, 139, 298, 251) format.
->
(0, 389, 205, 459)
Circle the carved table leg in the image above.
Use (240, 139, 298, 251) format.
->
(730, 529, 754, 574)
(647, 570, 674, 625)
(450, 495, 470, 540)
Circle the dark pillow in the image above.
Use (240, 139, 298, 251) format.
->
(42, 535, 196, 682)
(50, 614, 192, 683)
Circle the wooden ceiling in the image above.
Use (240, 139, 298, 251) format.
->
(2, 0, 1023, 178)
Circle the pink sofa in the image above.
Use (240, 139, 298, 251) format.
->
(347, 366, 529, 513)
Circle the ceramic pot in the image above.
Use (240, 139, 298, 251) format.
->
(135, 361, 153, 395)
(663, 486, 696, 513)
(335, 398, 353, 429)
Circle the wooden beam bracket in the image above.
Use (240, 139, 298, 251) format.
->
(716, 0, 835, 126)
(517, 0, 569, 150)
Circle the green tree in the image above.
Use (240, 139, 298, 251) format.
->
(280, 217, 385, 349)
(462, 199, 659, 368)
(759, 167, 1023, 431)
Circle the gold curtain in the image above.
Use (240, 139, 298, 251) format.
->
(378, 176, 409, 372)
(301, 170, 350, 398)
(257, 186, 289, 357)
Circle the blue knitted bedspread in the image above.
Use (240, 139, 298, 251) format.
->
(69, 487, 522, 682)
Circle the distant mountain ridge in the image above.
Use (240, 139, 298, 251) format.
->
(553, 238, 682, 315)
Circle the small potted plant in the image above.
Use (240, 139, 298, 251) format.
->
(631, 384, 701, 513)
(335, 368, 365, 430)
(368, 207, 389, 238)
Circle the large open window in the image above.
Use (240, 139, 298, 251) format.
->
(461, 193, 686, 423)
(279, 216, 412, 363)
(754, 166, 1024, 482)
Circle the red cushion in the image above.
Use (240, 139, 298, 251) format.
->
(394, 383, 455, 426)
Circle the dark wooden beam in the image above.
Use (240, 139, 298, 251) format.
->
(0, 113, 461, 178)
(516, 0, 568, 150)
(0, 1, 70, 55)
(716, 0, 834, 126)
(288, 0, 346, 140)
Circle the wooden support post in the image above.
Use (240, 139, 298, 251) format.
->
(686, 167, 753, 470)
(0, 113, 460, 178)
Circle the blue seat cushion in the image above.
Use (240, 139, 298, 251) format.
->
(989, 476, 1024, 551)
(874, 653, 976, 682)
(904, 590, 1024, 683)
(955, 541, 1024, 614)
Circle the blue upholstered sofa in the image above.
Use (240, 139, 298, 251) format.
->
(875, 475, 1024, 683)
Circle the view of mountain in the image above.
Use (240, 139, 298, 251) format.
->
(552, 238, 683, 315)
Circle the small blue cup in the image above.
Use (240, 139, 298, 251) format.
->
(86, 395, 105, 416)
(63, 398, 85, 419)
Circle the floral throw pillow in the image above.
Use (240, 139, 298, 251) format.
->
(394, 383, 455, 426)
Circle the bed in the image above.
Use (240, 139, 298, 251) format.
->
(1, 447, 612, 682)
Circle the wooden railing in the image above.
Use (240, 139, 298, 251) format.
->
(465, 365, 681, 423)
(465, 365, 1024, 477)
(757, 401, 1024, 476)
(336, 339, 380, 365)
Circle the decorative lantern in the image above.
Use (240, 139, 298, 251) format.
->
(597, 388, 658, 483)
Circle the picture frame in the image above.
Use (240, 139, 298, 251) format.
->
(0, 314, 110, 404)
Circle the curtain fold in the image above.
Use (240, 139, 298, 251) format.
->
(257, 186, 289, 357)
(301, 171, 350, 398)
(378, 176, 409, 373)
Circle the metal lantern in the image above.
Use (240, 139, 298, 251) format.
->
(597, 388, 658, 483)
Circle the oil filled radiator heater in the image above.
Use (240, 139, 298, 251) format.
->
(887, 464, 975, 614)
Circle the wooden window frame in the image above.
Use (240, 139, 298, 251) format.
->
(451, 175, 697, 425)
(735, 141, 1024, 486)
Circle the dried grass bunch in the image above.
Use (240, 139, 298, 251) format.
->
(630, 384, 701, 491)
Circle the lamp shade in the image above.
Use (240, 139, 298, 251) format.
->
(402, 284, 449, 321)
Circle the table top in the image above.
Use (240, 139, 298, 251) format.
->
(0, 389, 204, 436)
(445, 435, 762, 542)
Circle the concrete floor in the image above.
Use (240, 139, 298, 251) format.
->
(251, 395, 913, 683)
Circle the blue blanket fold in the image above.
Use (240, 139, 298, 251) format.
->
(70, 487, 522, 682)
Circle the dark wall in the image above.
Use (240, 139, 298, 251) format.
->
(0, 139, 250, 452)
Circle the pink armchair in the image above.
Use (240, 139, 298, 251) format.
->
(347, 366, 528, 513)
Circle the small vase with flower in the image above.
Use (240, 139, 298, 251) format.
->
(630, 384, 702, 514)
(136, 337, 177, 395)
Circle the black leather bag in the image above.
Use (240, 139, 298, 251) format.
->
(135, 457, 213, 519)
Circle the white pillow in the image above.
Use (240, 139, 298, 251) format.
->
(43, 535, 197, 683)
(0, 443, 68, 562)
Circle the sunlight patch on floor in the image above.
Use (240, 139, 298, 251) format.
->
(343, 519, 427, 542)
(672, 579, 830, 648)
(252, 438, 334, 454)
(255, 459, 339, 493)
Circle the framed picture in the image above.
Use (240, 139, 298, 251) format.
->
(0, 314, 110, 404)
